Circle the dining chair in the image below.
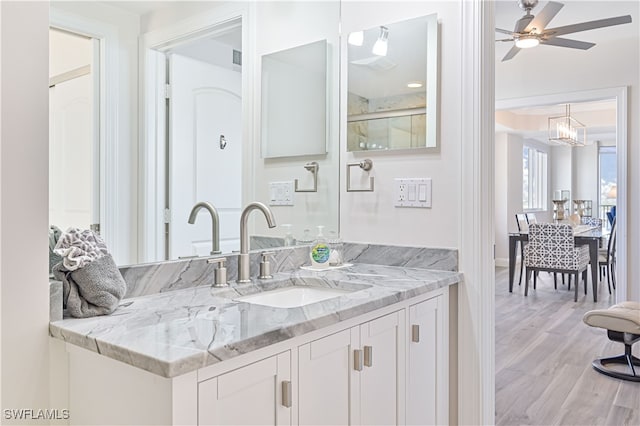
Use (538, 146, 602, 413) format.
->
(581, 217, 603, 228)
(599, 217, 617, 294)
(525, 212, 537, 224)
(524, 223, 590, 302)
(515, 214, 529, 286)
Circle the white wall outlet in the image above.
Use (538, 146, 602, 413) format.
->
(268, 181, 294, 206)
(394, 178, 432, 208)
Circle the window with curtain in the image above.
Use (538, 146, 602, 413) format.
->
(523, 145, 548, 210)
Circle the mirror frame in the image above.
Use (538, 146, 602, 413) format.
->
(345, 13, 439, 152)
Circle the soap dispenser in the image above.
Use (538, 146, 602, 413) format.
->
(310, 225, 330, 268)
(281, 224, 295, 246)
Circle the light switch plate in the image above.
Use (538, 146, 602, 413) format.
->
(268, 181, 294, 206)
(394, 178, 432, 208)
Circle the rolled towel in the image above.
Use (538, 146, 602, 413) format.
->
(52, 228, 126, 318)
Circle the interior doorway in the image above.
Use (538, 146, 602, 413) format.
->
(48, 27, 100, 235)
(143, 18, 244, 261)
(495, 87, 628, 302)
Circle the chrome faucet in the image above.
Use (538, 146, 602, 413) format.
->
(188, 201, 221, 255)
(238, 202, 276, 282)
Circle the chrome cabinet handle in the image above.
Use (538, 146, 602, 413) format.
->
(281, 380, 292, 408)
(364, 345, 373, 367)
(412, 324, 420, 343)
(354, 349, 363, 371)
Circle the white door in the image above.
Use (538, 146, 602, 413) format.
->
(359, 311, 403, 426)
(407, 297, 440, 425)
(198, 352, 291, 426)
(298, 329, 353, 425)
(169, 53, 242, 258)
(49, 73, 96, 232)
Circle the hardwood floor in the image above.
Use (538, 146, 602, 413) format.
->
(495, 267, 640, 426)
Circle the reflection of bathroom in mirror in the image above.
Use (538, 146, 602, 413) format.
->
(49, 1, 341, 266)
(261, 39, 328, 158)
(347, 14, 438, 151)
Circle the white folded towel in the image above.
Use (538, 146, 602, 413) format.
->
(54, 228, 109, 271)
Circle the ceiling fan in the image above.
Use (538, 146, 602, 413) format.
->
(496, 0, 632, 62)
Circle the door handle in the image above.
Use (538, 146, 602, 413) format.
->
(364, 345, 373, 367)
(281, 380, 292, 408)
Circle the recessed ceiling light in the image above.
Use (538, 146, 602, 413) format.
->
(407, 81, 423, 88)
(348, 31, 364, 46)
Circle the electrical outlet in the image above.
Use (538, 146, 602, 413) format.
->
(268, 181, 294, 206)
(398, 183, 407, 201)
(394, 178, 432, 208)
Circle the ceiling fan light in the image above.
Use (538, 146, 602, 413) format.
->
(515, 36, 540, 49)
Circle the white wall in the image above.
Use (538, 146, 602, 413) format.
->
(496, 0, 640, 300)
(1, 0, 50, 414)
(340, 1, 461, 249)
(495, 133, 508, 264)
(573, 143, 599, 210)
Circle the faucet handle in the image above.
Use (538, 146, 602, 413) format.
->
(207, 257, 228, 287)
(258, 251, 275, 280)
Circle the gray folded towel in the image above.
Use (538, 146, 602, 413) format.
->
(48, 225, 63, 273)
(53, 253, 126, 318)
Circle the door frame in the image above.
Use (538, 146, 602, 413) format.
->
(496, 86, 629, 302)
(138, 2, 253, 262)
(49, 8, 119, 255)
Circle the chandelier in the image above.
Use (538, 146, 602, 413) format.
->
(548, 104, 586, 146)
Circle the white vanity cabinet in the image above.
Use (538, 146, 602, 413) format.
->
(198, 351, 291, 426)
(407, 296, 446, 425)
(53, 287, 451, 426)
(297, 310, 404, 426)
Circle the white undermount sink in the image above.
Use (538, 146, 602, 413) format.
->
(235, 286, 353, 308)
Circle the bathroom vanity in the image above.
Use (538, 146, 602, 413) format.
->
(50, 253, 460, 426)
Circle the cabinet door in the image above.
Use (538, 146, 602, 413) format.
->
(359, 311, 404, 426)
(198, 351, 291, 426)
(407, 296, 440, 425)
(298, 329, 352, 425)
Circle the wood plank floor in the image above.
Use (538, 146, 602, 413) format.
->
(495, 267, 640, 426)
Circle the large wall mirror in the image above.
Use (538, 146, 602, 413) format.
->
(346, 13, 438, 151)
(49, 1, 341, 265)
(261, 39, 328, 158)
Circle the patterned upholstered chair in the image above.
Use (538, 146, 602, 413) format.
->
(581, 217, 603, 228)
(524, 223, 590, 302)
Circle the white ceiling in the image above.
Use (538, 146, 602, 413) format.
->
(495, 1, 637, 144)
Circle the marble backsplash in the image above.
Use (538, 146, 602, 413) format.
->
(50, 243, 457, 319)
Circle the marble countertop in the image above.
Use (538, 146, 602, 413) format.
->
(50, 263, 461, 378)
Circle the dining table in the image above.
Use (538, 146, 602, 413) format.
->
(508, 225, 604, 302)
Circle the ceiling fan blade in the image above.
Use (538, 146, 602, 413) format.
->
(544, 15, 632, 37)
(496, 38, 516, 42)
(501, 45, 521, 62)
(515, 14, 534, 33)
(496, 28, 514, 35)
(541, 37, 596, 50)
(525, 1, 564, 33)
